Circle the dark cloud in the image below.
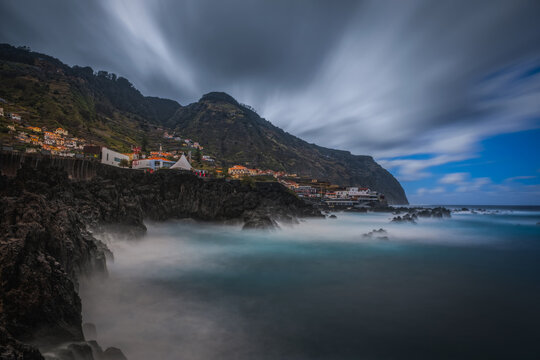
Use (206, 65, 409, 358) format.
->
(1, 0, 539, 177)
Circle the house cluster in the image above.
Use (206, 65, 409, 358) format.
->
(227, 165, 294, 179)
(90, 145, 210, 177)
(279, 179, 385, 205)
(14, 125, 86, 156)
(163, 132, 204, 150)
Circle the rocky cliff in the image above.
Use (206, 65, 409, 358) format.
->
(168, 92, 408, 204)
(0, 155, 321, 359)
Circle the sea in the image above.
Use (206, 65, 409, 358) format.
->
(80, 206, 540, 360)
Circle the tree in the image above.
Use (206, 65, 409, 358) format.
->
(194, 148, 202, 164)
(141, 135, 148, 153)
(118, 159, 129, 168)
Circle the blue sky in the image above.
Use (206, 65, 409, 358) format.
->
(403, 129, 540, 205)
(379, 56, 540, 205)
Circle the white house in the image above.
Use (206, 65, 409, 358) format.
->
(346, 187, 370, 196)
(132, 157, 175, 171)
(101, 147, 129, 167)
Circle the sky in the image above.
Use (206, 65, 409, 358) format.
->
(1, 0, 539, 205)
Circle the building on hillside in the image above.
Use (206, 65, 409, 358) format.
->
(294, 185, 317, 198)
(29, 135, 41, 146)
(101, 147, 130, 167)
(202, 155, 214, 162)
(335, 189, 348, 198)
(123, 152, 140, 161)
(325, 191, 338, 199)
(10, 113, 21, 122)
(44, 131, 57, 140)
(132, 157, 175, 171)
(55, 128, 68, 136)
(27, 126, 42, 133)
(65, 140, 77, 148)
(346, 187, 370, 196)
(228, 165, 250, 177)
(193, 142, 204, 150)
(280, 180, 298, 190)
(0, 107, 3, 117)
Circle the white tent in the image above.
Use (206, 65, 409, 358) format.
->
(170, 154, 192, 171)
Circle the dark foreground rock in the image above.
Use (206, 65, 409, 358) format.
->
(102, 347, 127, 360)
(0, 160, 322, 358)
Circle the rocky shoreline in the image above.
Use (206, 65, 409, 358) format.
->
(0, 160, 321, 359)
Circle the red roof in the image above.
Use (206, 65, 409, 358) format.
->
(147, 156, 173, 161)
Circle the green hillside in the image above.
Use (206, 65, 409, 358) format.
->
(0, 44, 181, 152)
(0, 44, 407, 203)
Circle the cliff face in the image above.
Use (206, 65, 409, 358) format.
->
(0, 156, 321, 358)
(168, 92, 408, 204)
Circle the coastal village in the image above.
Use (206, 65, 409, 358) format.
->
(0, 105, 386, 207)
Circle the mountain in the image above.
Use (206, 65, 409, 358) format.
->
(167, 92, 408, 204)
(0, 44, 408, 204)
(0, 44, 181, 151)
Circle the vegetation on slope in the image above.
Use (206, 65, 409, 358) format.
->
(0, 44, 408, 203)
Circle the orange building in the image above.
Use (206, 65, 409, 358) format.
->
(228, 165, 251, 177)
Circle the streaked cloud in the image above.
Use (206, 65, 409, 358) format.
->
(439, 173, 469, 185)
(417, 187, 445, 195)
(505, 175, 537, 182)
(1, 0, 539, 202)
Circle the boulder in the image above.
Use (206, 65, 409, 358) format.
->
(103, 347, 127, 360)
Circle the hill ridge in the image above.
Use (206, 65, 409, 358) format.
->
(0, 44, 408, 204)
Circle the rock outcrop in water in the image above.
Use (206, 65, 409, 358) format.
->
(0, 156, 321, 358)
(391, 207, 451, 223)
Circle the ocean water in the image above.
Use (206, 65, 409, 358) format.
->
(80, 207, 540, 360)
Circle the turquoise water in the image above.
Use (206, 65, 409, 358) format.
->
(81, 208, 540, 360)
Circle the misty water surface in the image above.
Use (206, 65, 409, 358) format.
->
(80, 209, 540, 360)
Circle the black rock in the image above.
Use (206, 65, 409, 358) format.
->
(103, 347, 127, 360)
(87, 340, 104, 359)
(242, 215, 278, 230)
(0, 156, 323, 358)
(362, 228, 389, 239)
(391, 214, 416, 224)
(67, 343, 94, 360)
(329, 214, 337, 219)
